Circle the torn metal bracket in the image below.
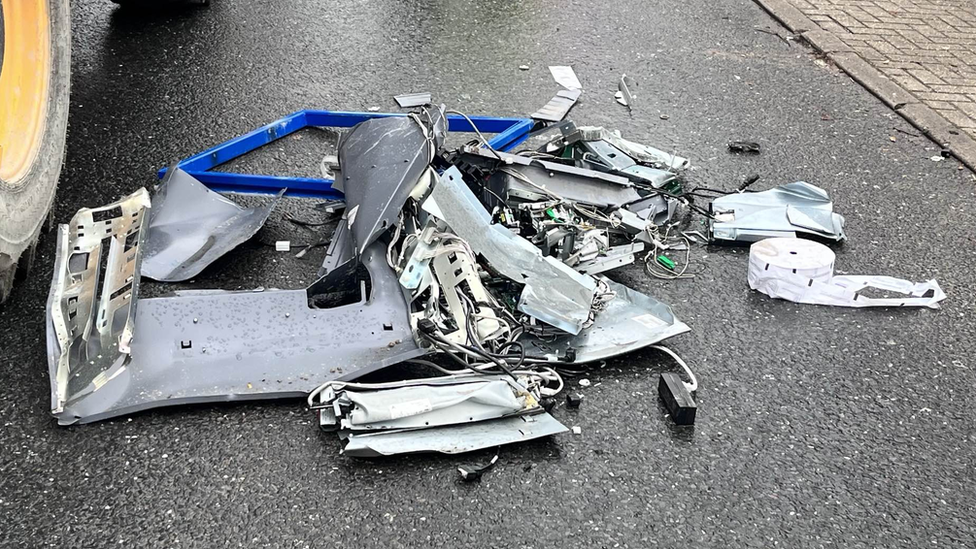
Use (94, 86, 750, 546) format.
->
(47, 189, 151, 416)
(156, 110, 534, 198)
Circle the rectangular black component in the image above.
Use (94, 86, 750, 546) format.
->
(658, 373, 696, 425)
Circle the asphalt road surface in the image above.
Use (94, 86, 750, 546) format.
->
(2, 0, 975, 547)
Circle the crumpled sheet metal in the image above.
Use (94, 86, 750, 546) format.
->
(709, 182, 846, 243)
(573, 138, 679, 191)
(423, 166, 597, 335)
(559, 124, 691, 172)
(48, 237, 423, 425)
(47, 189, 151, 417)
(458, 146, 640, 210)
(520, 279, 690, 363)
(339, 106, 446, 257)
(321, 376, 531, 431)
(341, 412, 567, 457)
(141, 168, 282, 282)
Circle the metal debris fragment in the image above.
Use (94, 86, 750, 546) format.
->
(709, 182, 846, 243)
(394, 92, 432, 108)
(615, 74, 635, 108)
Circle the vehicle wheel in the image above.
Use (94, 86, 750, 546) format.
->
(0, 0, 71, 303)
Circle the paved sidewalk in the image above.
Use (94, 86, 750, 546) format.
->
(756, 0, 976, 170)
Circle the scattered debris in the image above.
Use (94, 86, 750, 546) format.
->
(615, 74, 635, 108)
(728, 141, 761, 154)
(659, 372, 696, 425)
(549, 65, 583, 91)
(518, 64, 530, 71)
(394, 92, 432, 108)
(51, 94, 943, 462)
(748, 238, 946, 308)
(458, 454, 499, 482)
(532, 66, 583, 122)
(653, 344, 698, 425)
(311, 374, 564, 456)
(659, 114, 669, 120)
(571, 426, 582, 435)
(931, 155, 944, 162)
(531, 88, 582, 122)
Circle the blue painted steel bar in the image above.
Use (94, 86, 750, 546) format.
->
(156, 109, 533, 198)
(171, 111, 310, 175)
(182, 172, 344, 200)
(487, 118, 535, 151)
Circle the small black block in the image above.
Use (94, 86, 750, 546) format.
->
(658, 373, 697, 425)
(566, 393, 583, 409)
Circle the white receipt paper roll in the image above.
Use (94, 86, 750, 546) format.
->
(748, 238, 946, 308)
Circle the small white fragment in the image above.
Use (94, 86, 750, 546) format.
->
(275, 241, 291, 252)
(578, 378, 591, 387)
(518, 64, 530, 70)
(367, 106, 380, 112)
(930, 155, 944, 162)
(571, 426, 582, 435)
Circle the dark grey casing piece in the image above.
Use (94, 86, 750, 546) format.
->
(339, 106, 446, 258)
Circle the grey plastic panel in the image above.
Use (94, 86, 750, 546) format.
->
(141, 168, 282, 282)
(50, 242, 424, 425)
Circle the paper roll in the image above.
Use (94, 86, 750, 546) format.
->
(748, 238, 946, 308)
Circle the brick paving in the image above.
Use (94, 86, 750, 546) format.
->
(784, 0, 976, 139)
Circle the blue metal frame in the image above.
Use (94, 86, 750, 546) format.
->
(157, 109, 534, 199)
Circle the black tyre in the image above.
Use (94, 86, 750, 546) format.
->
(0, 0, 71, 303)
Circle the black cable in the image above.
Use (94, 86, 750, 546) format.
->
(497, 341, 526, 369)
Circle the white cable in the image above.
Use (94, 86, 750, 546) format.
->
(649, 345, 697, 392)
(445, 109, 501, 160)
